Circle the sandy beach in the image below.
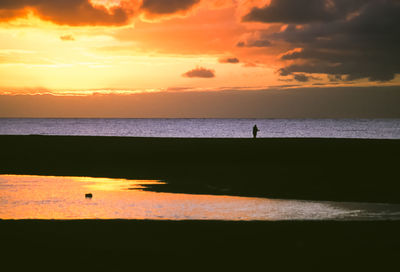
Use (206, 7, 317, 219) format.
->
(1, 135, 399, 203)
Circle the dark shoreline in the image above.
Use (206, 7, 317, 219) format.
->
(1, 135, 400, 203)
(1, 219, 400, 270)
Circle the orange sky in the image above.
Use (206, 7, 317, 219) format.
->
(0, 0, 278, 93)
(0, 0, 399, 117)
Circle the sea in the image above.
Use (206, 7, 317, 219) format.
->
(0, 118, 400, 139)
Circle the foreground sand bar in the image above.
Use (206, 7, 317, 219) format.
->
(1, 219, 400, 270)
(1, 135, 399, 203)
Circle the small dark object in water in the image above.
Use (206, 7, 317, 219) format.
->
(85, 193, 93, 198)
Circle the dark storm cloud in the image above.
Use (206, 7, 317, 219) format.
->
(219, 57, 239, 64)
(182, 67, 215, 78)
(0, 0, 130, 26)
(140, 0, 200, 16)
(247, 0, 400, 82)
(243, 0, 367, 24)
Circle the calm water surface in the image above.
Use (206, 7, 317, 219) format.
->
(1, 118, 400, 138)
(1, 175, 400, 220)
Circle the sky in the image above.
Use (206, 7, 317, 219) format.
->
(0, 0, 399, 118)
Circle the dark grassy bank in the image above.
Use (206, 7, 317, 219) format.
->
(1, 135, 399, 203)
(1, 219, 399, 270)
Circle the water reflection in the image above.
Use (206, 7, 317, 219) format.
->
(79, 177, 163, 191)
(1, 174, 400, 220)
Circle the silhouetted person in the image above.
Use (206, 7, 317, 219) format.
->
(253, 125, 259, 138)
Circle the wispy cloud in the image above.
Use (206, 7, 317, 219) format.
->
(182, 67, 215, 78)
(218, 57, 240, 64)
(60, 35, 75, 41)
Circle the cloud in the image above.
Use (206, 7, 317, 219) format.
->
(182, 67, 215, 78)
(237, 39, 271, 48)
(279, 69, 321, 82)
(293, 74, 310, 82)
(243, 0, 366, 24)
(236, 30, 273, 48)
(0, 0, 132, 26)
(140, 0, 200, 18)
(250, 0, 400, 82)
(0, 0, 204, 25)
(291, 73, 320, 82)
(219, 57, 239, 64)
(60, 35, 75, 41)
(328, 75, 344, 82)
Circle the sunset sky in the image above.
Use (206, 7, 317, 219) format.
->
(0, 0, 399, 117)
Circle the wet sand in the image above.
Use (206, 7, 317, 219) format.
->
(1, 135, 399, 203)
(1, 219, 399, 270)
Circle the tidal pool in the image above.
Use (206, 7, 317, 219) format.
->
(1, 174, 400, 220)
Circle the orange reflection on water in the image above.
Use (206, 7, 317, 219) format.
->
(2, 174, 398, 220)
(78, 176, 163, 191)
(0, 175, 166, 219)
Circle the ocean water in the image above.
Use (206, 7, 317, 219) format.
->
(0, 118, 400, 139)
(2, 175, 400, 220)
